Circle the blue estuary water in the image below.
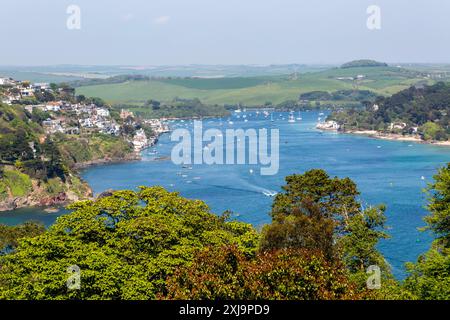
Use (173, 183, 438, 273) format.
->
(2, 111, 450, 278)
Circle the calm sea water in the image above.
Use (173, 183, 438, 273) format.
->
(2, 110, 450, 278)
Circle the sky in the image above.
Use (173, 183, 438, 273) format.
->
(1, 0, 450, 66)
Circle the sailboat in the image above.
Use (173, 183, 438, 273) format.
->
(270, 113, 274, 122)
(288, 112, 295, 123)
(296, 111, 302, 121)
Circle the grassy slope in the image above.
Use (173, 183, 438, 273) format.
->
(76, 66, 432, 106)
(57, 133, 134, 166)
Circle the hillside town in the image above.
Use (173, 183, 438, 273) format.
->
(0, 77, 170, 152)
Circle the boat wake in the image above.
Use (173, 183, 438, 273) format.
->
(186, 178, 278, 197)
(262, 190, 278, 197)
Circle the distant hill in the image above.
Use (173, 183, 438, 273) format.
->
(76, 65, 432, 106)
(341, 60, 388, 69)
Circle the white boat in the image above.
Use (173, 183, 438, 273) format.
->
(288, 113, 295, 123)
(296, 111, 302, 120)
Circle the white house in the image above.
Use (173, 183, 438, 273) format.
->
(33, 83, 50, 90)
(0, 77, 15, 86)
(20, 87, 34, 97)
(316, 120, 341, 131)
(45, 102, 62, 112)
(96, 108, 110, 117)
(132, 128, 149, 151)
(79, 118, 94, 128)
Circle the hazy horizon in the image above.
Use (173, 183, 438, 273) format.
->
(2, 61, 450, 68)
(1, 0, 450, 66)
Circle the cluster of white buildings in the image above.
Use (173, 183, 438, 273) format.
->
(132, 128, 149, 151)
(2, 77, 171, 152)
(23, 101, 120, 135)
(143, 118, 170, 135)
(0, 77, 52, 105)
(132, 119, 170, 152)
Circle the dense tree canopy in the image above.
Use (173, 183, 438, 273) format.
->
(329, 82, 450, 140)
(164, 246, 360, 300)
(266, 169, 391, 287)
(423, 163, 450, 247)
(0, 187, 258, 299)
(0, 222, 45, 254)
(403, 164, 450, 300)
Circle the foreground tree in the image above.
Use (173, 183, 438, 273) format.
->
(423, 164, 450, 247)
(0, 222, 45, 254)
(403, 164, 450, 299)
(263, 169, 391, 287)
(0, 187, 258, 299)
(339, 205, 389, 273)
(163, 245, 361, 300)
(260, 198, 336, 260)
(271, 169, 361, 235)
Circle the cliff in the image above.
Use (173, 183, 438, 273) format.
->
(0, 166, 92, 211)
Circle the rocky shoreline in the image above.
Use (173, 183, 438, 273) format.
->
(0, 179, 92, 212)
(0, 153, 145, 213)
(0, 129, 170, 213)
(73, 153, 142, 170)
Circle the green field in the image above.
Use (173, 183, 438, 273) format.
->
(76, 66, 435, 106)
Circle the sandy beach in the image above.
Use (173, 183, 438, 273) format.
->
(343, 130, 450, 146)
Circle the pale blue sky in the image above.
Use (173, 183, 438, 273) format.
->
(1, 0, 449, 65)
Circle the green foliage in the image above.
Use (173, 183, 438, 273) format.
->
(402, 163, 450, 299)
(0, 187, 259, 299)
(117, 98, 230, 119)
(339, 206, 390, 274)
(404, 248, 450, 300)
(4, 165, 450, 300)
(0, 222, 45, 254)
(260, 199, 335, 259)
(57, 134, 133, 167)
(271, 169, 361, 233)
(0, 122, 36, 163)
(420, 121, 447, 141)
(341, 60, 388, 69)
(423, 164, 450, 247)
(298, 90, 377, 103)
(2, 169, 32, 197)
(266, 169, 391, 287)
(45, 177, 65, 195)
(329, 82, 450, 139)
